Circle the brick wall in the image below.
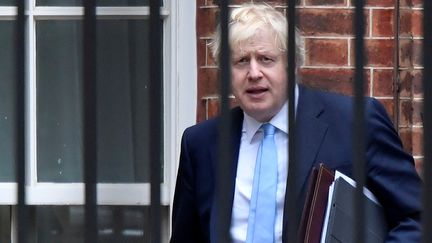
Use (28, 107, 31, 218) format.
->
(195, 0, 424, 173)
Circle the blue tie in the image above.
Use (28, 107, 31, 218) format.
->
(246, 123, 278, 243)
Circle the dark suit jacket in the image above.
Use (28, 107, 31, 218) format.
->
(171, 86, 421, 243)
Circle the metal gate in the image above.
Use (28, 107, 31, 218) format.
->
(11, 0, 431, 242)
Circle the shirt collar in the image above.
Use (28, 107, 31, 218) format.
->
(242, 85, 298, 143)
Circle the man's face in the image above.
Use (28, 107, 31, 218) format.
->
(231, 28, 287, 122)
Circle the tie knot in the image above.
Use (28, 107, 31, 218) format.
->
(262, 123, 275, 136)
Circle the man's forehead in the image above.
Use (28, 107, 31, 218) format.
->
(232, 43, 281, 57)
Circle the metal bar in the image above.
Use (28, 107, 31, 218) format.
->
(217, 0, 232, 242)
(421, 0, 432, 242)
(149, 0, 162, 242)
(353, 0, 366, 243)
(15, 0, 26, 242)
(392, 0, 400, 128)
(83, 0, 97, 242)
(285, 0, 298, 242)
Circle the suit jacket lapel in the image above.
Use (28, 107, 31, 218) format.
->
(294, 87, 329, 200)
(282, 86, 329, 242)
(209, 107, 244, 243)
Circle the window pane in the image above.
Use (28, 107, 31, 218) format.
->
(36, 0, 151, 6)
(36, 19, 158, 183)
(96, 19, 152, 183)
(0, 0, 15, 6)
(0, 207, 11, 242)
(34, 206, 168, 242)
(0, 21, 16, 182)
(36, 20, 83, 183)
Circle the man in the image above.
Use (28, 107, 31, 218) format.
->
(171, 3, 421, 243)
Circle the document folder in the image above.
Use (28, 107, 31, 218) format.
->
(323, 177, 388, 243)
(299, 164, 334, 243)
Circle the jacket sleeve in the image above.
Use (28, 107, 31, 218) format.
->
(365, 98, 422, 243)
(170, 129, 207, 243)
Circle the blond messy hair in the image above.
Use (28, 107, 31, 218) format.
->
(210, 3, 304, 65)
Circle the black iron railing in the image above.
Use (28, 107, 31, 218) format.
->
(422, 0, 432, 242)
(12, 1, 430, 243)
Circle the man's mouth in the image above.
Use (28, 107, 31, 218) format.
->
(246, 87, 268, 94)
(245, 87, 269, 98)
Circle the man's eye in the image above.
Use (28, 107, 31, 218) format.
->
(260, 56, 273, 63)
(235, 57, 249, 65)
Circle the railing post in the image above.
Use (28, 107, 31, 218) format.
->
(149, 0, 162, 242)
(217, 0, 232, 242)
(353, 0, 366, 243)
(83, 0, 97, 243)
(422, 0, 432, 242)
(285, 0, 299, 242)
(15, 0, 27, 242)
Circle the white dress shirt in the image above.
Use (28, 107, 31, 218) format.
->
(230, 87, 298, 243)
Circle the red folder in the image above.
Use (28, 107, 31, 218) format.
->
(298, 164, 334, 243)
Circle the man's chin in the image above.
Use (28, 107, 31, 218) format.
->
(244, 109, 274, 123)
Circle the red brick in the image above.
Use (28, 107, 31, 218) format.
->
(399, 0, 413, 7)
(197, 0, 206, 7)
(351, 39, 394, 67)
(371, 9, 394, 37)
(399, 127, 413, 153)
(399, 70, 414, 98)
(400, 10, 423, 38)
(411, 70, 423, 99)
(197, 0, 205, 7)
(305, 0, 347, 6)
(412, 127, 423, 156)
(351, 0, 395, 7)
(412, 0, 423, 7)
(205, 97, 238, 120)
(377, 98, 396, 124)
(412, 100, 423, 126)
(365, 0, 395, 7)
(197, 7, 218, 37)
(305, 39, 349, 66)
(400, 70, 423, 98)
(299, 68, 371, 96)
(400, 9, 413, 37)
(197, 99, 207, 123)
(399, 39, 413, 68)
(387, 97, 422, 129)
(372, 69, 394, 97)
(367, 39, 394, 67)
(198, 68, 219, 97)
(197, 39, 207, 67)
(298, 9, 354, 36)
(207, 98, 220, 119)
(399, 99, 413, 127)
(411, 10, 423, 37)
(413, 39, 423, 67)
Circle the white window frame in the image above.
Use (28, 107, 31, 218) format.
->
(0, 0, 197, 208)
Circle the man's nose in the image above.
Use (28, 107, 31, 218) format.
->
(247, 59, 263, 81)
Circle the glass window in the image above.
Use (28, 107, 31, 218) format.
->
(0, 21, 16, 182)
(36, 20, 83, 183)
(36, 19, 156, 183)
(36, 0, 151, 6)
(0, 1, 15, 6)
(0, 0, 197, 240)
